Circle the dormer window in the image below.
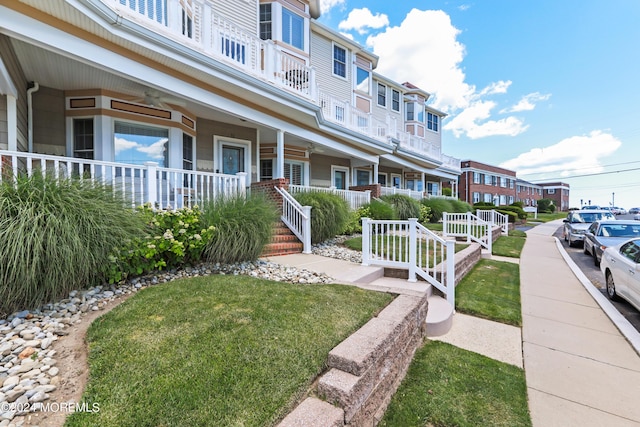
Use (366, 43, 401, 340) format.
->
(406, 101, 424, 122)
(282, 7, 304, 50)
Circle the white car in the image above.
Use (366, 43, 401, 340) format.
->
(600, 238, 640, 311)
(563, 209, 616, 247)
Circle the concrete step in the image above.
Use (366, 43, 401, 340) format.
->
(425, 295, 454, 337)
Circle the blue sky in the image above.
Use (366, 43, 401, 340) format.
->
(317, 0, 640, 209)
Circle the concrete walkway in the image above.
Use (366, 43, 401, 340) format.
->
(522, 220, 640, 426)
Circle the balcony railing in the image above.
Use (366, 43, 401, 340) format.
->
(103, 0, 459, 170)
(380, 186, 425, 200)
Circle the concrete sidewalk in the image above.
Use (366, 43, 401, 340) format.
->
(522, 220, 640, 426)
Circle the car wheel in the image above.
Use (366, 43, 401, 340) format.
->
(592, 250, 600, 267)
(564, 230, 568, 243)
(606, 272, 619, 301)
(568, 237, 576, 248)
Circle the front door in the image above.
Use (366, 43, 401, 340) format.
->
(222, 145, 245, 175)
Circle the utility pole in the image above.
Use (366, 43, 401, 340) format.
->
(612, 192, 615, 207)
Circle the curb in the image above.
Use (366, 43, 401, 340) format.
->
(554, 236, 640, 356)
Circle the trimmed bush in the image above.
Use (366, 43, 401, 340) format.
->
(342, 205, 371, 235)
(293, 191, 350, 244)
(0, 173, 146, 317)
(421, 198, 454, 223)
(449, 199, 473, 213)
(201, 193, 278, 263)
(363, 199, 397, 220)
(380, 194, 421, 220)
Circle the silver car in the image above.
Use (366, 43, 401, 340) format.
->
(601, 238, 640, 310)
(563, 209, 616, 247)
(583, 220, 640, 266)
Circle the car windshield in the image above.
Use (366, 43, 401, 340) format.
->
(600, 224, 640, 237)
(571, 212, 614, 223)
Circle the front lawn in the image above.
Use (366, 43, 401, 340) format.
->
(66, 276, 393, 427)
(455, 260, 522, 326)
(379, 341, 531, 427)
(492, 234, 526, 258)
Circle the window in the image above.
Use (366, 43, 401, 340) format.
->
(473, 172, 480, 184)
(259, 4, 272, 40)
(500, 177, 507, 188)
(548, 189, 556, 194)
(427, 182, 438, 195)
(499, 195, 506, 205)
(484, 174, 492, 185)
(391, 174, 401, 188)
(73, 118, 94, 160)
(508, 196, 514, 204)
(378, 173, 387, 186)
(473, 192, 480, 204)
(492, 176, 498, 186)
(509, 179, 514, 189)
(356, 66, 370, 94)
(284, 161, 303, 185)
(377, 83, 386, 107)
(484, 193, 492, 203)
(391, 90, 400, 112)
(282, 8, 304, 50)
(332, 166, 349, 190)
(114, 122, 168, 167)
(181, 8, 192, 38)
(182, 134, 193, 171)
(260, 159, 273, 181)
(333, 45, 346, 78)
(427, 112, 438, 131)
(356, 169, 370, 186)
(406, 102, 414, 121)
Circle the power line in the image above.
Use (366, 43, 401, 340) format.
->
(529, 167, 640, 182)
(519, 161, 640, 177)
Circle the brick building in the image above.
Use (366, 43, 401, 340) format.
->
(458, 160, 517, 206)
(539, 182, 571, 211)
(516, 179, 543, 207)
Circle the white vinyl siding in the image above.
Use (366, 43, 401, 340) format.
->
(213, 0, 258, 37)
(310, 31, 351, 101)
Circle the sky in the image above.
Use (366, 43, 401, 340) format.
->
(317, 0, 640, 210)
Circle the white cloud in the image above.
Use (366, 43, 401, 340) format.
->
(476, 80, 512, 97)
(114, 137, 139, 155)
(444, 100, 528, 139)
(500, 130, 622, 177)
(338, 8, 389, 34)
(319, 0, 345, 14)
(136, 138, 168, 160)
(500, 92, 551, 113)
(339, 31, 354, 41)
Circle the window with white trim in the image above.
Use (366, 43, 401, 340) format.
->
(509, 179, 514, 189)
(484, 174, 492, 185)
(391, 174, 401, 188)
(282, 7, 304, 50)
(500, 177, 507, 188)
(473, 192, 480, 204)
(284, 161, 304, 185)
(356, 66, 370, 94)
(114, 121, 168, 167)
(333, 44, 346, 78)
(508, 196, 514, 204)
(355, 169, 371, 186)
(473, 172, 480, 184)
(260, 159, 273, 180)
(548, 189, 556, 194)
(377, 83, 386, 107)
(377, 173, 387, 186)
(391, 90, 400, 112)
(427, 112, 438, 131)
(499, 195, 507, 205)
(332, 166, 349, 190)
(73, 118, 94, 160)
(259, 4, 272, 40)
(484, 193, 492, 203)
(183, 134, 193, 171)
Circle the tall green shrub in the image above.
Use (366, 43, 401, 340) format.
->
(421, 198, 454, 223)
(293, 191, 350, 243)
(200, 193, 278, 264)
(380, 194, 421, 220)
(363, 199, 397, 220)
(0, 173, 146, 316)
(449, 199, 473, 213)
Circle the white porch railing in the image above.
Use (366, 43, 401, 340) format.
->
(104, 0, 315, 100)
(380, 186, 424, 200)
(274, 186, 311, 254)
(442, 212, 492, 253)
(476, 209, 509, 236)
(361, 218, 456, 306)
(288, 184, 371, 210)
(0, 151, 246, 210)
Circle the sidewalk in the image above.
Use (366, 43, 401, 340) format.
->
(522, 220, 640, 426)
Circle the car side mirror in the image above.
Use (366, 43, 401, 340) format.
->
(563, 219, 569, 223)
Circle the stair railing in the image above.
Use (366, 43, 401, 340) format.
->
(274, 186, 312, 254)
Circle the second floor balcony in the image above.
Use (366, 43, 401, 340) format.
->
(103, 0, 460, 171)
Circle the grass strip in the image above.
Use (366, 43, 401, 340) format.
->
(379, 341, 531, 427)
(455, 260, 522, 326)
(492, 234, 526, 258)
(65, 276, 392, 427)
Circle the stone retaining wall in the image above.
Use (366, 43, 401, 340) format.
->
(278, 293, 428, 427)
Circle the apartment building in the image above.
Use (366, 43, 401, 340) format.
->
(540, 182, 571, 211)
(458, 160, 517, 206)
(516, 179, 543, 207)
(0, 0, 460, 200)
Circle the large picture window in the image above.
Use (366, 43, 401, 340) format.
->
(282, 8, 304, 50)
(114, 122, 168, 167)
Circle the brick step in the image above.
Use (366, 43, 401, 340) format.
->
(271, 234, 300, 243)
(273, 226, 295, 236)
(262, 241, 304, 257)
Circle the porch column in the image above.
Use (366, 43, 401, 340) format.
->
(6, 94, 17, 151)
(420, 172, 425, 194)
(373, 162, 379, 184)
(275, 129, 285, 178)
(168, 127, 182, 169)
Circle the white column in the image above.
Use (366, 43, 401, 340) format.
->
(6, 94, 17, 151)
(373, 162, 379, 184)
(276, 129, 284, 178)
(168, 127, 182, 169)
(255, 129, 261, 182)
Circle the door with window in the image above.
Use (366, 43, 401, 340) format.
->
(332, 166, 349, 190)
(221, 145, 244, 175)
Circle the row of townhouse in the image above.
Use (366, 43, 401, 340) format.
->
(0, 0, 461, 208)
(455, 160, 571, 211)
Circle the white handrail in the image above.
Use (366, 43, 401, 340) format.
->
(476, 209, 509, 236)
(288, 184, 370, 210)
(443, 212, 492, 253)
(361, 217, 456, 306)
(274, 186, 311, 254)
(379, 186, 424, 200)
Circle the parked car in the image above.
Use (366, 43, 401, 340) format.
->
(563, 209, 616, 247)
(583, 220, 640, 266)
(635, 213, 640, 221)
(600, 238, 640, 310)
(582, 205, 601, 210)
(611, 207, 627, 215)
(629, 207, 640, 215)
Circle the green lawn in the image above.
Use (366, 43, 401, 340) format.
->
(65, 276, 392, 427)
(379, 341, 531, 427)
(492, 234, 526, 258)
(530, 212, 566, 222)
(455, 259, 522, 326)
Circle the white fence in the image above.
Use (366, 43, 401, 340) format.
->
(361, 218, 456, 306)
(442, 212, 492, 253)
(0, 151, 246, 210)
(274, 186, 311, 254)
(476, 209, 509, 236)
(379, 186, 424, 200)
(288, 184, 371, 210)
